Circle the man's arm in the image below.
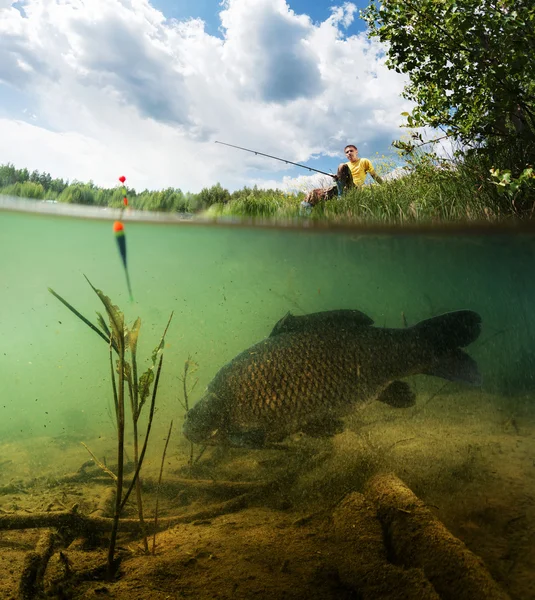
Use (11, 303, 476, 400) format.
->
(371, 171, 383, 184)
(367, 161, 383, 184)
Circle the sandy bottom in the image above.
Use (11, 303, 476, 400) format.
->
(1, 383, 534, 599)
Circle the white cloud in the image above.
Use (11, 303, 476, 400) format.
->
(219, 0, 323, 102)
(0, 0, 412, 192)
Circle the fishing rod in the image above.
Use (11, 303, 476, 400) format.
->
(215, 141, 336, 178)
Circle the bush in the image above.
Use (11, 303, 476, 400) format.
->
(58, 184, 95, 205)
(194, 183, 231, 210)
(2, 181, 45, 199)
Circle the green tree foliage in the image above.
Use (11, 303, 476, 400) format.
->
(94, 188, 114, 206)
(59, 183, 96, 205)
(2, 181, 45, 199)
(362, 0, 535, 148)
(0, 163, 28, 186)
(137, 187, 189, 212)
(0, 162, 67, 194)
(0, 162, 196, 212)
(194, 182, 231, 210)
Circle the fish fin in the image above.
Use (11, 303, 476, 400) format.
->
(269, 312, 292, 337)
(269, 309, 374, 337)
(324, 309, 374, 327)
(378, 381, 416, 408)
(423, 349, 482, 386)
(412, 310, 482, 349)
(301, 416, 345, 438)
(227, 429, 267, 449)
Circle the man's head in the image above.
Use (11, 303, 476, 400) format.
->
(344, 145, 359, 162)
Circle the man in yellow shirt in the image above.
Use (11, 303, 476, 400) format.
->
(335, 144, 383, 197)
(301, 144, 383, 209)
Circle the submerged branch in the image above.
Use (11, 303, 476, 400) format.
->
(0, 497, 259, 535)
(80, 443, 117, 482)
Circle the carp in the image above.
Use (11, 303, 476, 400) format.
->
(183, 309, 482, 448)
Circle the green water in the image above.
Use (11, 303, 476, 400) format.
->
(1, 207, 535, 442)
(3, 203, 535, 598)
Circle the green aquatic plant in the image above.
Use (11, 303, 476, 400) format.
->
(177, 356, 199, 473)
(48, 278, 173, 578)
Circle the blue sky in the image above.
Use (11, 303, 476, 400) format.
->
(150, 0, 368, 37)
(0, 0, 411, 193)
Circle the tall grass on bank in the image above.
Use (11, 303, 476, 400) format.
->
(316, 168, 496, 223)
(205, 171, 497, 223)
(205, 151, 534, 223)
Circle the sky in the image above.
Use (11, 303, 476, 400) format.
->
(0, 0, 413, 194)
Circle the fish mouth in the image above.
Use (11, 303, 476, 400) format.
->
(183, 393, 224, 445)
(183, 424, 221, 445)
(182, 415, 217, 444)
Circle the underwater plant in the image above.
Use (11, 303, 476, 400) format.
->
(177, 356, 199, 473)
(49, 278, 173, 578)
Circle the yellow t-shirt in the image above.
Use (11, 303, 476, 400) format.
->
(346, 158, 376, 186)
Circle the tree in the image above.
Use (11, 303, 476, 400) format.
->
(2, 181, 45, 199)
(49, 177, 67, 195)
(194, 183, 231, 209)
(362, 0, 535, 150)
(59, 184, 95, 205)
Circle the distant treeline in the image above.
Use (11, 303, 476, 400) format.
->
(0, 162, 287, 213)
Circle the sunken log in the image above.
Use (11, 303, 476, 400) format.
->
(18, 528, 56, 600)
(364, 473, 510, 600)
(332, 492, 440, 599)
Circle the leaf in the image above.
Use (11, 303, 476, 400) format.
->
(128, 318, 141, 355)
(151, 312, 174, 364)
(96, 312, 111, 339)
(137, 312, 173, 412)
(48, 287, 111, 347)
(84, 276, 124, 350)
(138, 368, 155, 405)
(122, 360, 132, 382)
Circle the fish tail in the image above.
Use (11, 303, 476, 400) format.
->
(412, 310, 481, 349)
(412, 310, 482, 386)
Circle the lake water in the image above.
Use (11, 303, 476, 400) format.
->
(1, 198, 533, 599)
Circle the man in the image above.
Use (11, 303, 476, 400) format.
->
(301, 144, 382, 209)
(335, 145, 383, 195)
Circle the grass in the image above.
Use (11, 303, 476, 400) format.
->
(203, 167, 509, 224)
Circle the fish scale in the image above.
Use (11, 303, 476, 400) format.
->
(225, 331, 371, 428)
